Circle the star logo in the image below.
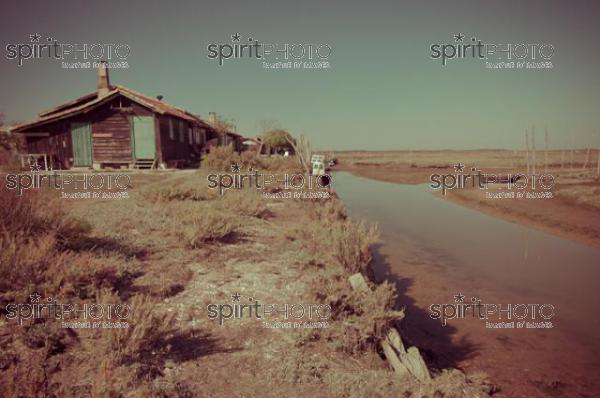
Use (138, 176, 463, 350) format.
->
(454, 293, 465, 303)
(231, 292, 241, 302)
(30, 33, 42, 43)
(30, 160, 41, 173)
(30, 292, 42, 303)
(454, 163, 465, 172)
(231, 163, 241, 173)
(231, 33, 241, 42)
(454, 33, 465, 42)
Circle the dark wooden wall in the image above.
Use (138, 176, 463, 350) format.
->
(25, 122, 72, 169)
(158, 115, 201, 163)
(20, 95, 213, 169)
(71, 99, 152, 164)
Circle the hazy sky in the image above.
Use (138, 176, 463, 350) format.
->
(1, 0, 599, 150)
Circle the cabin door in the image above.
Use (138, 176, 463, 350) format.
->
(71, 122, 93, 167)
(132, 116, 156, 160)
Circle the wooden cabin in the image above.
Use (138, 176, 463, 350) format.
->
(10, 62, 242, 170)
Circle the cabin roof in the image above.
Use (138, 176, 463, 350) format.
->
(11, 84, 209, 132)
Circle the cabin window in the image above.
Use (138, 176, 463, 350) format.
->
(200, 128, 206, 145)
(179, 121, 185, 143)
(169, 118, 175, 140)
(188, 127, 193, 145)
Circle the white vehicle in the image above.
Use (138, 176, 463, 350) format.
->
(311, 154, 326, 175)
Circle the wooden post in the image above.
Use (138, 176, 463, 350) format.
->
(583, 146, 591, 170)
(348, 273, 430, 382)
(525, 129, 530, 174)
(531, 126, 536, 175)
(570, 147, 574, 170)
(544, 127, 549, 173)
(561, 142, 565, 170)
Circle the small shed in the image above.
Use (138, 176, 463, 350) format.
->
(10, 62, 238, 169)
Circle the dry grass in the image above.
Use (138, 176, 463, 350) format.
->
(221, 190, 269, 218)
(330, 220, 379, 274)
(203, 145, 248, 171)
(313, 278, 403, 355)
(555, 184, 600, 210)
(0, 181, 195, 397)
(286, 197, 377, 273)
(181, 210, 240, 247)
(334, 149, 599, 170)
(203, 143, 301, 173)
(0, 170, 493, 397)
(141, 177, 217, 203)
(0, 131, 23, 172)
(101, 292, 177, 365)
(0, 189, 92, 306)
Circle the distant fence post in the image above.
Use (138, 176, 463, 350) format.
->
(544, 127, 549, 173)
(531, 126, 536, 175)
(525, 129, 530, 174)
(583, 146, 591, 170)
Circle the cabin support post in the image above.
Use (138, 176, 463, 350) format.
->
(154, 115, 163, 167)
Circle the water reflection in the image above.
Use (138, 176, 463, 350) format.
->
(334, 171, 600, 348)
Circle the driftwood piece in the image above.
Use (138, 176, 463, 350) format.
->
(385, 326, 406, 354)
(401, 347, 431, 382)
(348, 273, 431, 382)
(348, 273, 370, 293)
(381, 340, 411, 378)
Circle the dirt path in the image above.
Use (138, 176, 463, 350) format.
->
(70, 184, 352, 396)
